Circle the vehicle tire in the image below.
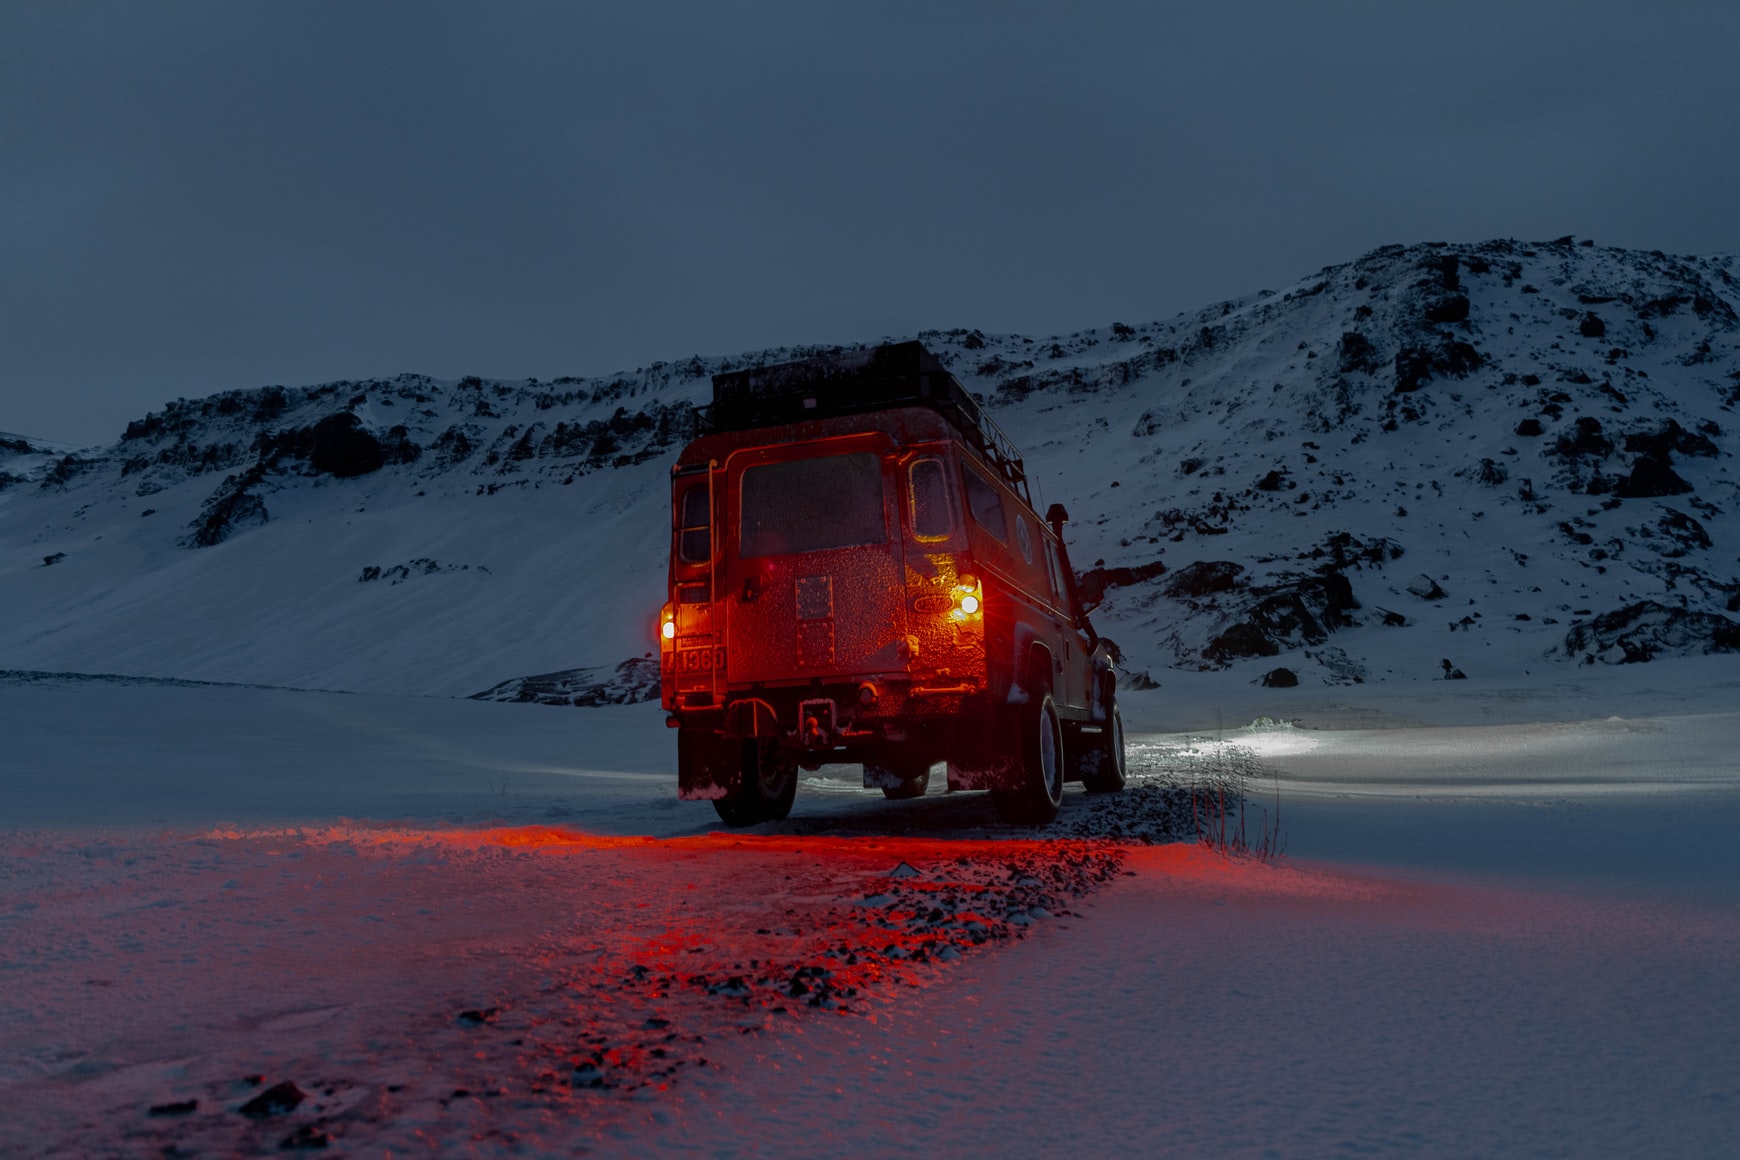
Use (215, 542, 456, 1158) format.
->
(992, 681, 1064, 825)
(1080, 682, 1127, 795)
(878, 764, 930, 801)
(758, 741, 799, 821)
(711, 739, 799, 826)
(711, 793, 765, 827)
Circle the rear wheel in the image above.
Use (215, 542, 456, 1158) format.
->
(993, 682, 1064, 825)
(1080, 682, 1128, 794)
(712, 793, 763, 827)
(712, 739, 798, 826)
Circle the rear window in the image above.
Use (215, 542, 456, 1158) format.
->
(908, 457, 953, 540)
(677, 484, 711, 563)
(740, 452, 886, 557)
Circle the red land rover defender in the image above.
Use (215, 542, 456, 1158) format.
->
(659, 342, 1126, 826)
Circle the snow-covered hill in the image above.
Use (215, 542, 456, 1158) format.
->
(3, 236, 1737, 696)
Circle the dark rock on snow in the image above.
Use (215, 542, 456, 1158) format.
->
(1406, 574, 1447, 600)
(1394, 336, 1482, 394)
(1563, 601, 1740, 663)
(1202, 571, 1358, 665)
(1337, 331, 1382, 376)
(1203, 622, 1279, 662)
(1424, 294, 1471, 324)
(471, 656, 661, 707)
(1623, 419, 1718, 461)
(1310, 531, 1404, 570)
(1613, 455, 1693, 498)
(1643, 509, 1711, 557)
(238, 1080, 306, 1119)
(258, 412, 390, 477)
(183, 465, 269, 548)
(1079, 557, 1168, 594)
(1163, 560, 1245, 599)
(1552, 417, 1612, 461)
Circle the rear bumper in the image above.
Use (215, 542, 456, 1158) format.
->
(672, 678, 992, 799)
(673, 678, 985, 733)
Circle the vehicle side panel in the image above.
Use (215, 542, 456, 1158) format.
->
(958, 459, 1093, 717)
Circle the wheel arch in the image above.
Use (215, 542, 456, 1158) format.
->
(1008, 630, 1054, 705)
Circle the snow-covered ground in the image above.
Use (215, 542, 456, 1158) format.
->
(644, 842, 1740, 1157)
(5, 236, 1738, 1152)
(4, 673, 1737, 1156)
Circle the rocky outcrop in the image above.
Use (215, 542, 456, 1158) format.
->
(470, 657, 661, 707)
(1164, 561, 1244, 598)
(182, 464, 269, 548)
(1202, 571, 1359, 665)
(1562, 602, 1740, 663)
(1613, 454, 1693, 498)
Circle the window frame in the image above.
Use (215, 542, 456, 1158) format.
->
(961, 461, 1008, 543)
(675, 482, 712, 564)
(906, 455, 956, 542)
(1042, 535, 1067, 608)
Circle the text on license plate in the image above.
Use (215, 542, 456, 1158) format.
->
(677, 647, 726, 674)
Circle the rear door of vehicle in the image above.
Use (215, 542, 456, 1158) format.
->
(669, 466, 725, 703)
(896, 445, 970, 679)
(723, 434, 909, 685)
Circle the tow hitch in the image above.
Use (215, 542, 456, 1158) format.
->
(799, 698, 836, 748)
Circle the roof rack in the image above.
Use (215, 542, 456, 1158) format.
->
(703, 342, 1028, 499)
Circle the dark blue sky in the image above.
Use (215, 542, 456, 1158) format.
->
(4, 1, 1738, 444)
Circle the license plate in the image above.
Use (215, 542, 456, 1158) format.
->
(677, 647, 726, 674)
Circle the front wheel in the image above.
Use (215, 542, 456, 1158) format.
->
(1080, 687, 1127, 794)
(712, 739, 798, 826)
(993, 684, 1064, 825)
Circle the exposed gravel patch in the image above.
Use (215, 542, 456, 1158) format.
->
(1045, 738, 1278, 845)
(0, 827, 1126, 1156)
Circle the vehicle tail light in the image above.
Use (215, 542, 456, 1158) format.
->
(660, 603, 676, 642)
(951, 574, 982, 621)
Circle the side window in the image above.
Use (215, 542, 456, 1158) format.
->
(908, 457, 953, 540)
(677, 483, 711, 563)
(963, 464, 1007, 542)
(1043, 538, 1066, 605)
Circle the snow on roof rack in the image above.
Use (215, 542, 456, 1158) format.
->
(704, 341, 1028, 498)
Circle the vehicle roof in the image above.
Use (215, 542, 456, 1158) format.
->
(677, 405, 950, 467)
(699, 342, 1028, 496)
